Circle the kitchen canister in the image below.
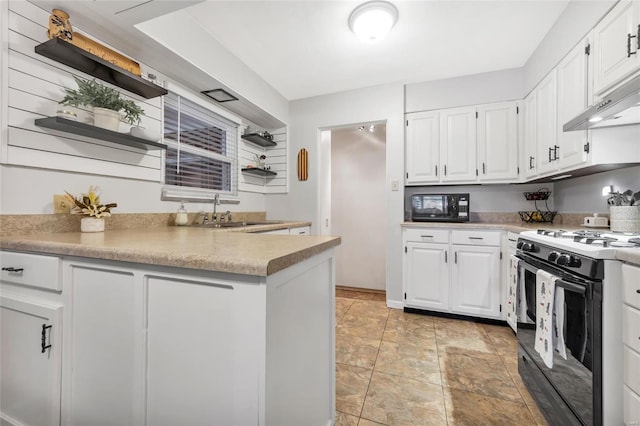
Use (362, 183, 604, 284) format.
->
(609, 206, 640, 232)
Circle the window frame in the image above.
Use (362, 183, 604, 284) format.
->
(161, 83, 241, 202)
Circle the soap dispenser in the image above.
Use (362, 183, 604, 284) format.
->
(175, 202, 189, 226)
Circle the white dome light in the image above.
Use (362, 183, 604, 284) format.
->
(349, 1, 398, 43)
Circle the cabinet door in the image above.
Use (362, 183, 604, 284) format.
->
(404, 242, 449, 311)
(145, 275, 262, 425)
(477, 101, 519, 181)
(557, 37, 590, 170)
(1, 295, 62, 426)
(593, 1, 640, 96)
(450, 245, 501, 319)
(535, 70, 558, 174)
(523, 91, 537, 178)
(406, 111, 440, 183)
(64, 262, 141, 425)
(440, 106, 477, 182)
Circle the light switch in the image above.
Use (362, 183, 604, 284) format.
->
(391, 180, 399, 191)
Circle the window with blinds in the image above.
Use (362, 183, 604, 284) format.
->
(163, 91, 238, 196)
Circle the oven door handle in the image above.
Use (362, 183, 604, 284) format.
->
(517, 258, 587, 295)
(555, 279, 586, 295)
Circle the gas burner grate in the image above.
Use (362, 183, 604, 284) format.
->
(536, 229, 570, 237)
(573, 236, 618, 247)
(573, 230, 604, 239)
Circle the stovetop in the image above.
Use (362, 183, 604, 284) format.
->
(519, 229, 640, 260)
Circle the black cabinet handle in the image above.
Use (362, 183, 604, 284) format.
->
(468, 237, 484, 240)
(435, 165, 438, 176)
(41, 324, 52, 353)
(636, 289, 640, 294)
(444, 165, 447, 176)
(548, 147, 554, 162)
(1, 267, 24, 273)
(554, 145, 559, 161)
(454, 252, 458, 264)
(482, 162, 486, 174)
(529, 156, 535, 169)
(445, 252, 448, 263)
(628, 32, 637, 57)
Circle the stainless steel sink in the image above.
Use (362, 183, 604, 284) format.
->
(189, 221, 284, 228)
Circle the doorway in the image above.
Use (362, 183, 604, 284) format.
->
(319, 122, 387, 291)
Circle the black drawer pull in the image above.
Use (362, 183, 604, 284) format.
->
(421, 235, 434, 238)
(468, 237, 484, 240)
(2, 267, 24, 273)
(636, 289, 640, 294)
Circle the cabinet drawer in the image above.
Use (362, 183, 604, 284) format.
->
(0, 251, 61, 291)
(623, 305, 640, 354)
(623, 264, 640, 309)
(624, 385, 640, 426)
(289, 226, 310, 236)
(451, 230, 501, 246)
(403, 228, 449, 244)
(624, 346, 640, 395)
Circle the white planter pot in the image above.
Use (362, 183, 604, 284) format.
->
(609, 206, 640, 232)
(81, 217, 105, 233)
(92, 107, 120, 131)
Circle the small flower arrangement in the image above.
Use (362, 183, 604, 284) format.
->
(66, 186, 117, 218)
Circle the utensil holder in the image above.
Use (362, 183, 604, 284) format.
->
(609, 206, 640, 232)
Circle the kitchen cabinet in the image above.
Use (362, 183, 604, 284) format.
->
(534, 70, 559, 175)
(522, 90, 538, 178)
(405, 111, 440, 184)
(556, 36, 590, 170)
(476, 101, 519, 181)
(289, 225, 311, 235)
(256, 228, 290, 235)
(622, 262, 640, 425)
(450, 230, 502, 319)
(440, 106, 477, 182)
(402, 227, 502, 320)
(0, 295, 62, 426)
(592, 1, 640, 97)
(0, 251, 63, 426)
(403, 229, 450, 311)
(406, 102, 518, 185)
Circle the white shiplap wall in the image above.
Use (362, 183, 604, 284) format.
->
(238, 125, 288, 194)
(3, 0, 163, 182)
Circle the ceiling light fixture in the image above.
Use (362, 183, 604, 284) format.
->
(201, 88, 238, 103)
(348, 1, 398, 43)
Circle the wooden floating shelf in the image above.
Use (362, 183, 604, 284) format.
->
(241, 167, 277, 177)
(35, 116, 166, 150)
(35, 38, 168, 99)
(241, 133, 277, 147)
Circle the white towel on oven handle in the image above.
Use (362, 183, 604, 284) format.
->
(535, 270, 557, 368)
(554, 287, 567, 360)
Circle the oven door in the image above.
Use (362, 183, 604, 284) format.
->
(516, 254, 602, 426)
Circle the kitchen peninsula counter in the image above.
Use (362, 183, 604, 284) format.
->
(0, 224, 337, 276)
(0, 225, 339, 425)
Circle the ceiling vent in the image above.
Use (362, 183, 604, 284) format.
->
(201, 88, 238, 103)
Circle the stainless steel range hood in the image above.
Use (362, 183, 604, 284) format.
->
(564, 75, 640, 131)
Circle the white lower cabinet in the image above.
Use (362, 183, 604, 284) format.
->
(0, 295, 62, 426)
(622, 262, 640, 425)
(1, 249, 335, 426)
(405, 241, 449, 311)
(289, 225, 311, 235)
(403, 228, 503, 320)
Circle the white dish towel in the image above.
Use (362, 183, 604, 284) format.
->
(535, 270, 558, 368)
(506, 255, 519, 332)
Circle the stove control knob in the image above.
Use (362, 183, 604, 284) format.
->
(516, 241, 523, 249)
(556, 254, 581, 267)
(521, 243, 535, 252)
(548, 251, 560, 262)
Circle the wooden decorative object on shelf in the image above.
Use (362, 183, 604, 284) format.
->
(298, 148, 308, 181)
(47, 8, 141, 76)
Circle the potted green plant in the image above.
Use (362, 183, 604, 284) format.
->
(59, 76, 144, 131)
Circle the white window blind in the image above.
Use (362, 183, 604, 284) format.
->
(163, 91, 238, 197)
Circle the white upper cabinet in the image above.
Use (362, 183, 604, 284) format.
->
(440, 106, 477, 182)
(477, 101, 519, 181)
(593, 1, 640, 96)
(522, 91, 538, 179)
(406, 111, 440, 184)
(535, 70, 559, 175)
(557, 35, 591, 170)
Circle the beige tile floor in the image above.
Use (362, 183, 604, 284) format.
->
(335, 289, 548, 425)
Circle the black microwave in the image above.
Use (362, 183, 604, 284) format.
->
(410, 193, 470, 222)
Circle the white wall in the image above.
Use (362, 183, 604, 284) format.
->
(331, 125, 386, 291)
(554, 165, 640, 213)
(405, 68, 524, 113)
(523, 0, 615, 95)
(266, 84, 405, 305)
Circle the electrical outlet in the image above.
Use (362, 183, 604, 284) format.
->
(53, 194, 71, 214)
